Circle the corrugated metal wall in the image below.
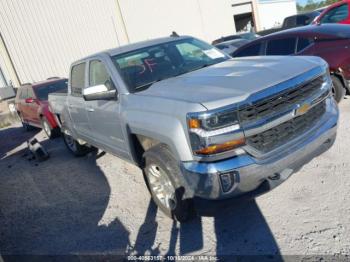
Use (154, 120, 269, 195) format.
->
(0, 0, 262, 85)
(118, 0, 236, 44)
(0, 0, 125, 84)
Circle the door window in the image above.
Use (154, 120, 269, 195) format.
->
(89, 60, 115, 90)
(233, 42, 263, 57)
(20, 88, 28, 99)
(297, 38, 312, 52)
(266, 38, 297, 55)
(27, 88, 35, 99)
(71, 63, 86, 95)
(321, 4, 349, 23)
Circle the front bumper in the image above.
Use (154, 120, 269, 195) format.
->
(181, 97, 338, 200)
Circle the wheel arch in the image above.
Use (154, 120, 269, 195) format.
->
(330, 68, 349, 94)
(127, 130, 163, 168)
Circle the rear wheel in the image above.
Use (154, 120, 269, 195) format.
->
(331, 76, 345, 103)
(63, 133, 91, 156)
(143, 145, 194, 222)
(41, 117, 60, 139)
(18, 113, 31, 131)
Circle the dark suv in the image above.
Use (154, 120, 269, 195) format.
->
(232, 24, 350, 102)
(15, 78, 67, 138)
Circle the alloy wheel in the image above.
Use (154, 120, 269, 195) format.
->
(43, 120, 51, 137)
(147, 164, 177, 211)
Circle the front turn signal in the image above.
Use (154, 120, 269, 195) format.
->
(188, 119, 201, 129)
(195, 138, 246, 155)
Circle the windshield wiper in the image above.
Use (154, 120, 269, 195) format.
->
(184, 63, 212, 74)
(134, 64, 213, 90)
(134, 78, 165, 90)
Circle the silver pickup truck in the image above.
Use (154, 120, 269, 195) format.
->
(49, 36, 338, 221)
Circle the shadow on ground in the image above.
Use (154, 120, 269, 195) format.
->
(0, 136, 130, 255)
(132, 199, 280, 258)
(0, 127, 280, 258)
(0, 125, 40, 159)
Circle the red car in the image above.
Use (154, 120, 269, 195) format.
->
(313, 0, 350, 25)
(15, 78, 67, 138)
(232, 24, 350, 102)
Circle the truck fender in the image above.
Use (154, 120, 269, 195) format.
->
(125, 112, 193, 163)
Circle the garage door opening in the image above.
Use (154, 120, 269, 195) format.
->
(234, 12, 254, 32)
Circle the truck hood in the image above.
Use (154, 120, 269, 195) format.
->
(137, 56, 323, 110)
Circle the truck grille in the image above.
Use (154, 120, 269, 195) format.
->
(246, 100, 326, 154)
(239, 76, 324, 125)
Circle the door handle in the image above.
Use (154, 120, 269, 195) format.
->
(87, 107, 95, 112)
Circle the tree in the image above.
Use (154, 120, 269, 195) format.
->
(297, 0, 341, 12)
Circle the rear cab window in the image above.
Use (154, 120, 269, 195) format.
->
(283, 16, 296, 28)
(70, 63, 86, 96)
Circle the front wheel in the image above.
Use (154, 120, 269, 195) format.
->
(143, 145, 194, 222)
(63, 133, 91, 156)
(331, 76, 345, 103)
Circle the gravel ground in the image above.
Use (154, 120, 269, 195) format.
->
(0, 100, 350, 259)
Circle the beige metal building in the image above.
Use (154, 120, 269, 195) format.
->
(0, 0, 296, 87)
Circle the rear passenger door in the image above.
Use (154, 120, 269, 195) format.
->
(25, 87, 40, 125)
(17, 87, 28, 120)
(84, 59, 129, 159)
(67, 62, 91, 139)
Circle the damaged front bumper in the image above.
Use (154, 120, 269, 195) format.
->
(180, 97, 338, 200)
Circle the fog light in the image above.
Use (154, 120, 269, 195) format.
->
(219, 171, 237, 193)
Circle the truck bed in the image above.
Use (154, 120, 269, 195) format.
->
(48, 92, 67, 115)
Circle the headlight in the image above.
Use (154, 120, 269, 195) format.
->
(202, 110, 239, 130)
(188, 109, 239, 131)
(187, 108, 245, 156)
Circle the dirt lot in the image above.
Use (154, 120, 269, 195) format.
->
(1, 100, 350, 258)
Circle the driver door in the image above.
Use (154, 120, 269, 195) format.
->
(84, 59, 129, 160)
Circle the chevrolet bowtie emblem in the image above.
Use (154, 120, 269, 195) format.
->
(296, 103, 311, 115)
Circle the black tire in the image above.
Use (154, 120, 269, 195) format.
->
(143, 144, 195, 222)
(63, 133, 91, 157)
(18, 112, 31, 131)
(41, 117, 60, 139)
(331, 76, 345, 103)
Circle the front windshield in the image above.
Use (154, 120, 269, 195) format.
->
(112, 38, 229, 92)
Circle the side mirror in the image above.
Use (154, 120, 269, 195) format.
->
(83, 85, 117, 101)
(25, 97, 35, 103)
